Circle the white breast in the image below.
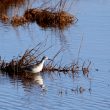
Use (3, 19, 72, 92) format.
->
(32, 63, 43, 73)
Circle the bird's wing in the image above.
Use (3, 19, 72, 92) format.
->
(24, 65, 34, 71)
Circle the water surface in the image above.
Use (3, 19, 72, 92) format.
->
(0, 0, 110, 110)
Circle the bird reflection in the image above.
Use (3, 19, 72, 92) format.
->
(20, 72, 46, 90)
(2, 71, 46, 91)
(33, 73, 45, 89)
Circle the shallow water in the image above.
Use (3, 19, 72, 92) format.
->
(0, 0, 110, 110)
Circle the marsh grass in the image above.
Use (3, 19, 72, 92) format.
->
(24, 8, 77, 29)
(0, 0, 77, 29)
(0, 42, 91, 75)
(11, 15, 28, 26)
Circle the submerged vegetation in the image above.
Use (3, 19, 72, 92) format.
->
(11, 8, 76, 28)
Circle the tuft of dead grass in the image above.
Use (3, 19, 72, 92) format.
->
(11, 15, 28, 26)
(24, 8, 77, 29)
(1, 14, 9, 23)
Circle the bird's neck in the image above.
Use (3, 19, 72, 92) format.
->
(40, 59, 45, 65)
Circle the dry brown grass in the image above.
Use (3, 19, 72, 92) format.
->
(0, 0, 77, 29)
(8, 8, 76, 29)
(11, 15, 28, 26)
(0, 8, 77, 29)
(1, 14, 9, 23)
(24, 8, 77, 29)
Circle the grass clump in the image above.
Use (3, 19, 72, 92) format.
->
(24, 8, 77, 29)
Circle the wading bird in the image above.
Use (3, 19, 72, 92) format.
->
(25, 56, 51, 73)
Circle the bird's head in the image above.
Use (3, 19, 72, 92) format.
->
(42, 56, 52, 61)
(42, 56, 48, 60)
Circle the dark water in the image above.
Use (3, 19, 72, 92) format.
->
(0, 0, 110, 110)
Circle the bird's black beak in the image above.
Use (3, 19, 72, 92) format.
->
(48, 59, 53, 61)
